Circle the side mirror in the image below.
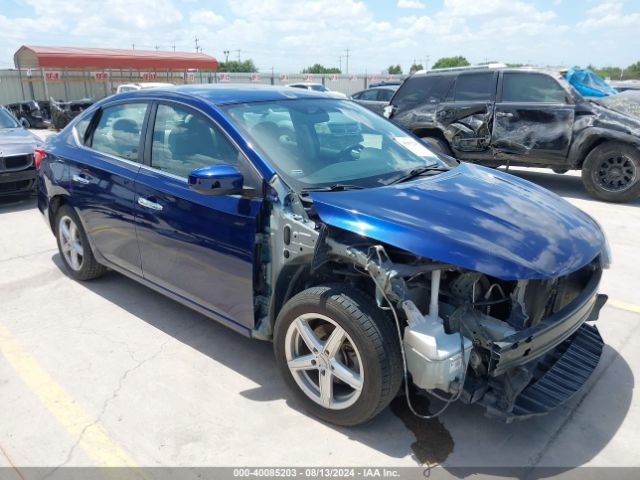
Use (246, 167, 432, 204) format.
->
(188, 164, 244, 196)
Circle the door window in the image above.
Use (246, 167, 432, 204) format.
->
(377, 89, 395, 101)
(90, 103, 147, 161)
(151, 104, 240, 178)
(453, 73, 494, 102)
(359, 89, 379, 101)
(502, 72, 567, 103)
(392, 75, 454, 111)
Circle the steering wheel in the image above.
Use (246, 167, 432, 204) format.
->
(336, 143, 365, 160)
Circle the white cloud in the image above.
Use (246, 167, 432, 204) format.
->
(577, 2, 640, 31)
(397, 0, 426, 8)
(190, 10, 225, 26)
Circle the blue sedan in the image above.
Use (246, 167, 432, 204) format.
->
(38, 85, 610, 425)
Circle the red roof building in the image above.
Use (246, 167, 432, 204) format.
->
(14, 45, 218, 71)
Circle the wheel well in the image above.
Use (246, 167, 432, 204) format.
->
(270, 260, 373, 329)
(48, 195, 69, 231)
(412, 128, 448, 145)
(577, 137, 610, 168)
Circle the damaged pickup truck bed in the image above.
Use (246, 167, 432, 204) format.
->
(38, 85, 610, 426)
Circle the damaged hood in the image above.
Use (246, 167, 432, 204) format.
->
(0, 127, 41, 156)
(310, 163, 605, 280)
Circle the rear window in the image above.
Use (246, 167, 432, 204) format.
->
(453, 73, 495, 102)
(392, 75, 454, 112)
(502, 72, 567, 103)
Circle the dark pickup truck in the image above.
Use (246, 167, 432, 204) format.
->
(385, 67, 640, 202)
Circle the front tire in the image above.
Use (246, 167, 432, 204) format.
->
(55, 205, 107, 280)
(581, 141, 640, 202)
(274, 285, 403, 426)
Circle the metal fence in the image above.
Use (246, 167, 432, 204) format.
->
(0, 69, 401, 104)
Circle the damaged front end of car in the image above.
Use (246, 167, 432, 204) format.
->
(253, 165, 609, 422)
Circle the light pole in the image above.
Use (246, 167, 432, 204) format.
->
(224, 50, 230, 63)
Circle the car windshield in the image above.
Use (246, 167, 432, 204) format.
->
(0, 109, 19, 129)
(223, 99, 452, 190)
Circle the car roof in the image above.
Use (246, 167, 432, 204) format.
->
(412, 66, 560, 78)
(116, 83, 330, 105)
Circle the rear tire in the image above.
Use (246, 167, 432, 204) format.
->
(420, 135, 454, 156)
(55, 205, 107, 280)
(274, 285, 403, 426)
(581, 141, 640, 202)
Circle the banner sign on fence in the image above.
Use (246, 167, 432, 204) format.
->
(279, 74, 289, 82)
(140, 72, 158, 81)
(329, 74, 338, 82)
(368, 75, 379, 82)
(349, 75, 358, 81)
(92, 72, 109, 81)
(44, 71, 61, 81)
(219, 73, 231, 82)
(303, 74, 314, 82)
(250, 73, 260, 82)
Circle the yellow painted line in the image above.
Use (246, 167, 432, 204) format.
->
(608, 298, 640, 314)
(0, 323, 138, 469)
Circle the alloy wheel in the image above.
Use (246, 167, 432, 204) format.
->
(284, 313, 364, 410)
(595, 155, 637, 192)
(58, 215, 84, 271)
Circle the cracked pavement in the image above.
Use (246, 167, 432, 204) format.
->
(0, 145, 638, 472)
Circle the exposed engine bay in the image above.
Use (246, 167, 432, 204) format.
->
(254, 177, 608, 421)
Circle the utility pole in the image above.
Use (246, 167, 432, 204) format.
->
(194, 36, 200, 53)
(339, 56, 342, 73)
(224, 50, 230, 63)
(235, 49, 241, 62)
(172, 44, 176, 52)
(344, 48, 350, 75)
(132, 43, 135, 50)
(155, 45, 160, 51)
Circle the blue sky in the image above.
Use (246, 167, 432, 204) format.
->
(1, 1, 639, 72)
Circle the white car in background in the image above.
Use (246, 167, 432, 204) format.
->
(286, 82, 347, 98)
(116, 82, 174, 94)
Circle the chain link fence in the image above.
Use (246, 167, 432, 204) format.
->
(0, 69, 402, 104)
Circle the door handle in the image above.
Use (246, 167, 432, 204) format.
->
(496, 111, 514, 118)
(137, 197, 163, 211)
(72, 174, 90, 185)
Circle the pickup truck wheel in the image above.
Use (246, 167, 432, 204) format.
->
(274, 285, 402, 426)
(55, 205, 107, 280)
(420, 135, 453, 156)
(582, 142, 640, 202)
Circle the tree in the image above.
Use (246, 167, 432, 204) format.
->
(432, 56, 470, 69)
(302, 64, 341, 74)
(388, 64, 402, 75)
(218, 59, 257, 72)
(409, 63, 424, 74)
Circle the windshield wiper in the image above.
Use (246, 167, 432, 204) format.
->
(388, 164, 450, 185)
(301, 184, 365, 192)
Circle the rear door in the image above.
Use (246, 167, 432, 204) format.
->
(134, 101, 264, 330)
(492, 72, 574, 165)
(353, 89, 384, 113)
(435, 71, 497, 160)
(69, 101, 149, 275)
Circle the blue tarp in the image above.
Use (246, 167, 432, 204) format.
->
(566, 67, 618, 97)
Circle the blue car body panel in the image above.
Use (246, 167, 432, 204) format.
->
(310, 163, 604, 280)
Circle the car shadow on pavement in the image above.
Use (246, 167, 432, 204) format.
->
(0, 194, 37, 213)
(55, 254, 635, 470)
(504, 168, 640, 206)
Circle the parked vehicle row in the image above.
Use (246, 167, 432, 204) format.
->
(37, 85, 609, 426)
(351, 85, 398, 115)
(5, 100, 51, 129)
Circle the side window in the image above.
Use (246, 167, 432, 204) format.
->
(453, 73, 494, 102)
(151, 104, 240, 179)
(502, 73, 567, 103)
(90, 103, 147, 161)
(378, 89, 395, 102)
(393, 75, 454, 111)
(351, 91, 363, 100)
(74, 113, 94, 144)
(359, 89, 379, 101)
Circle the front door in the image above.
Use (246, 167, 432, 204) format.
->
(69, 101, 149, 275)
(492, 72, 575, 165)
(134, 102, 263, 330)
